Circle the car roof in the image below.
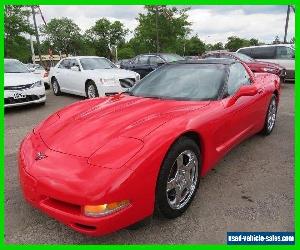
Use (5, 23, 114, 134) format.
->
(63, 56, 106, 60)
(171, 58, 237, 65)
(238, 44, 294, 50)
(139, 53, 179, 57)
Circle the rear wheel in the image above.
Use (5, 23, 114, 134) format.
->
(261, 95, 277, 135)
(155, 137, 201, 219)
(86, 81, 99, 99)
(52, 78, 61, 96)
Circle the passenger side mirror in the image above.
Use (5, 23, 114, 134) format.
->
(226, 85, 258, 107)
(70, 66, 80, 71)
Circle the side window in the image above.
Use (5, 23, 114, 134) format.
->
(69, 59, 79, 67)
(58, 59, 67, 69)
(276, 46, 294, 59)
(132, 56, 139, 64)
(149, 56, 164, 65)
(137, 55, 149, 65)
(251, 47, 276, 59)
(227, 63, 251, 96)
(238, 48, 252, 57)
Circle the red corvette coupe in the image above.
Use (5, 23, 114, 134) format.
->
(19, 59, 280, 236)
(202, 51, 286, 82)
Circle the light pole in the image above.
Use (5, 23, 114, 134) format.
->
(31, 6, 43, 66)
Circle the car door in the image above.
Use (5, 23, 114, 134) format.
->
(131, 55, 151, 78)
(55, 59, 71, 92)
(220, 63, 264, 152)
(63, 59, 84, 95)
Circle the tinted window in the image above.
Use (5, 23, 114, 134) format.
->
(238, 48, 252, 57)
(227, 63, 251, 95)
(137, 55, 149, 65)
(58, 59, 71, 69)
(276, 46, 294, 59)
(149, 56, 164, 65)
(251, 47, 276, 59)
(130, 64, 226, 101)
(160, 54, 184, 62)
(69, 59, 79, 67)
(80, 58, 116, 70)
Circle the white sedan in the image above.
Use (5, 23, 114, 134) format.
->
(4, 59, 46, 107)
(49, 56, 140, 98)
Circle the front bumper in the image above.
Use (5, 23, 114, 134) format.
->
(18, 134, 152, 236)
(4, 86, 46, 107)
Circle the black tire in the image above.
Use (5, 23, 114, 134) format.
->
(44, 82, 50, 90)
(155, 136, 201, 219)
(261, 94, 278, 136)
(85, 81, 99, 99)
(51, 78, 61, 96)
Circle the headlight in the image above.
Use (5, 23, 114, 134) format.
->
(84, 200, 130, 217)
(30, 80, 43, 88)
(100, 78, 117, 85)
(262, 67, 276, 73)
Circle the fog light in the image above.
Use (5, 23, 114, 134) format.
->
(84, 200, 130, 217)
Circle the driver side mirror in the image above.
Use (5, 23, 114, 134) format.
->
(70, 66, 80, 71)
(226, 85, 258, 107)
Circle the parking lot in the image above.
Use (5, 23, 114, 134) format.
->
(5, 84, 294, 244)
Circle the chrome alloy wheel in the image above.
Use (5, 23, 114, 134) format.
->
(166, 150, 198, 210)
(87, 84, 96, 98)
(267, 98, 277, 131)
(52, 81, 58, 94)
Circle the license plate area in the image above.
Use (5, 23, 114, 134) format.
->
(13, 92, 26, 99)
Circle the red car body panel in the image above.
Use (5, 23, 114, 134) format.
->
(19, 65, 280, 236)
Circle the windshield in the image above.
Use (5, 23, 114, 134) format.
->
(80, 58, 116, 70)
(130, 64, 226, 101)
(5, 60, 30, 73)
(233, 52, 255, 62)
(160, 54, 185, 63)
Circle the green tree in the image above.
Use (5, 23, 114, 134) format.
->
(40, 18, 82, 55)
(134, 5, 191, 53)
(185, 36, 206, 56)
(225, 36, 251, 52)
(206, 42, 224, 51)
(249, 38, 259, 46)
(85, 18, 128, 59)
(118, 47, 135, 59)
(5, 5, 33, 61)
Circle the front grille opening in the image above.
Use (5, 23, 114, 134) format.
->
(42, 197, 81, 215)
(74, 223, 97, 231)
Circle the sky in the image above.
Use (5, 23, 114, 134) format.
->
(37, 5, 295, 44)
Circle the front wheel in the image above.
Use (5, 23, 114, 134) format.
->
(261, 95, 278, 135)
(86, 81, 99, 99)
(52, 78, 61, 96)
(155, 137, 201, 219)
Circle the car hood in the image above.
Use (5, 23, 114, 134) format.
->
(38, 95, 209, 157)
(4, 72, 41, 87)
(83, 68, 138, 79)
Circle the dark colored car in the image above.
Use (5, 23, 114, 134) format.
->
(202, 51, 286, 82)
(121, 53, 185, 78)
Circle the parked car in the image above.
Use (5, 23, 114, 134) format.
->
(49, 56, 140, 98)
(19, 58, 280, 236)
(202, 51, 286, 82)
(26, 64, 50, 89)
(4, 59, 46, 107)
(121, 53, 185, 78)
(237, 44, 295, 81)
(116, 59, 132, 69)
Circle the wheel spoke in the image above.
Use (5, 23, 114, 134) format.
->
(166, 178, 176, 192)
(176, 154, 184, 169)
(174, 186, 182, 206)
